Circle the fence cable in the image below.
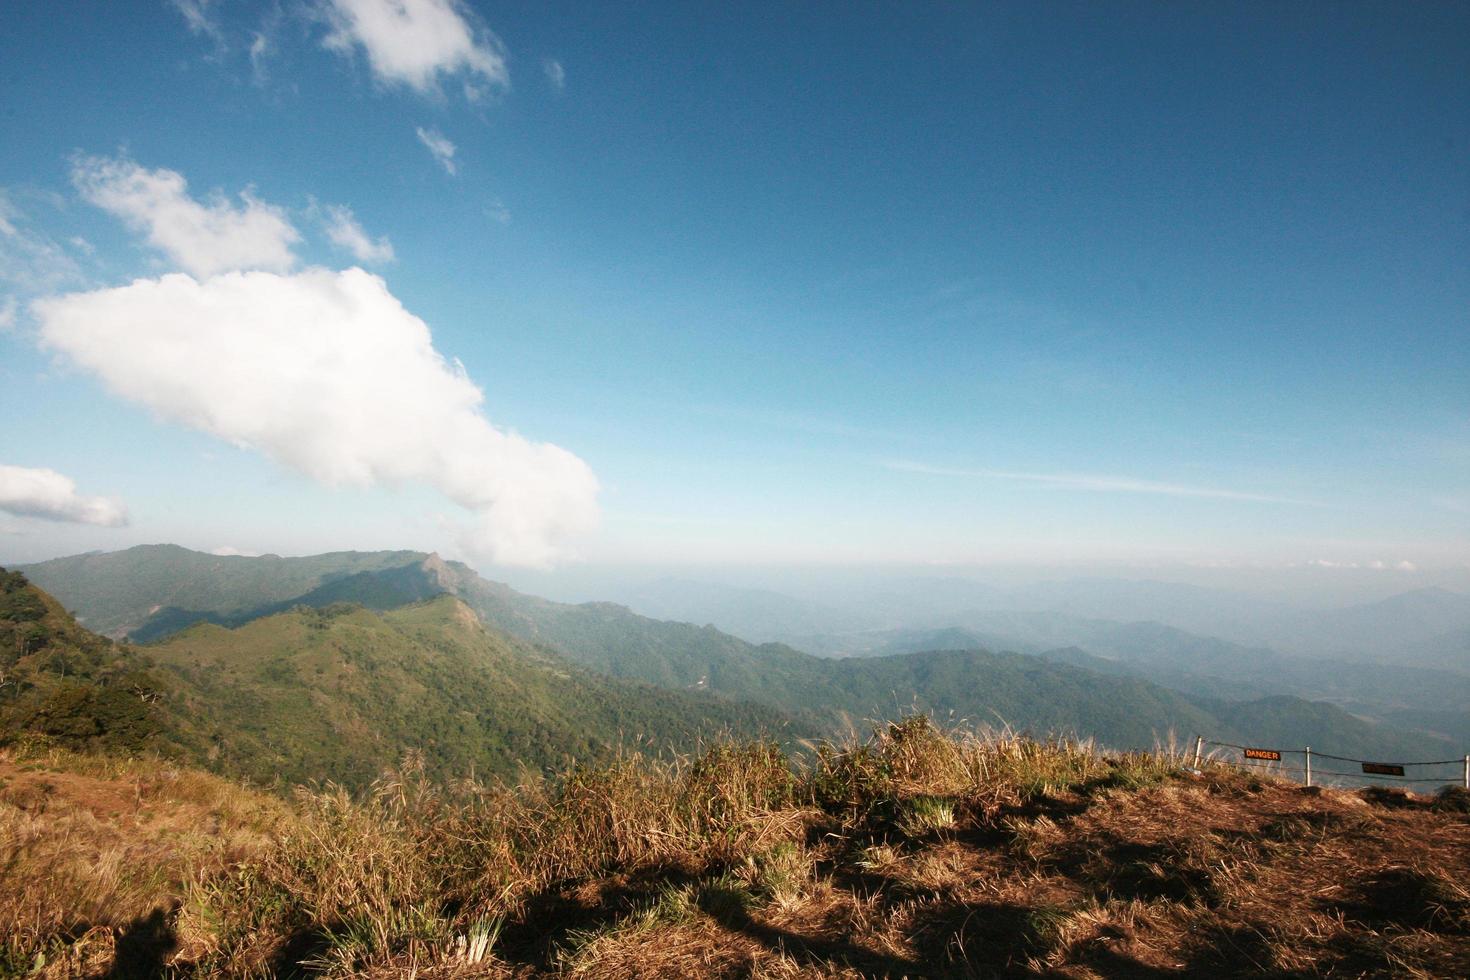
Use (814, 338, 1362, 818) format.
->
(1201, 738, 1464, 770)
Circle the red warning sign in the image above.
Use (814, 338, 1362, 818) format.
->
(1243, 747, 1282, 761)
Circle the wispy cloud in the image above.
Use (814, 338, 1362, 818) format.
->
(316, 201, 394, 263)
(170, 0, 224, 45)
(884, 459, 1315, 505)
(415, 126, 457, 175)
(542, 57, 565, 92)
(249, 30, 271, 84)
(0, 188, 84, 292)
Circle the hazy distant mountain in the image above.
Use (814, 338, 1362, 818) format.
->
(997, 577, 1294, 638)
(1404, 626, 1470, 674)
(999, 580, 1470, 669)
(587, 570, 1470, 677)
(616, 577, 873, 642)
(1271, 588, 1470, 663)
(795, 615, 1470, 748)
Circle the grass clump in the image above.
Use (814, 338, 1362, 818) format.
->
(897, 794, 958, 838)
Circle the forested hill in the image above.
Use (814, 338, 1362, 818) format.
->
(0, 569, 803, 789)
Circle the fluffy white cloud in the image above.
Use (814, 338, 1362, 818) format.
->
(319, 203, 394, 263)
(0, 465, 128, 527)
(321, 0, 508, 96)
(415, 126, 457, 175)
(543, 58, 565, 92)
(33, 268, 599, 566)
(72, 155, 300, 278)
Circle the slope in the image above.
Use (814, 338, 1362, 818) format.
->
(142, 596, 805, 788)
(0, 568, 200, 760)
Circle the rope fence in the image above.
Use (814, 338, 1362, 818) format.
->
(1192, 736, 1470, 790)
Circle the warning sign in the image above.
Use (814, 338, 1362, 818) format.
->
(1243, 747, 1282, 761)
(1361, 762, 1406, 777)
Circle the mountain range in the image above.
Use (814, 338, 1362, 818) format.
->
(9, 545, 1462, 789)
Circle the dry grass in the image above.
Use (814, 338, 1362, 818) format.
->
(0, 744, 289, 977)
(2, 715, 1468, 977)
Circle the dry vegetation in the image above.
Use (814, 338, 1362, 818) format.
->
(3, 717, 1469, 978)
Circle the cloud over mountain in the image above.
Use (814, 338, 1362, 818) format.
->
(0, 464, 128, 526)
(32, 268, 598, 566)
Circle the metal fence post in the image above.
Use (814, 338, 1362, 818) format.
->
(1463, 754, 1468, 790)
(1304, 746, 1312, 787)
(1193, 735, 1203, 768)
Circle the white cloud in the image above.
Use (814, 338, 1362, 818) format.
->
(0, 297, 16, 332)
(886, 460, 1313, 505)
(319, 203, 394, 263)
(0, 465, 128, 527)
(33, 268, 599, 566)
(415, 126, 458, 175)
(543, 57, 565, 92)
(211, 545, 261, 557)
(72, 155, 300, 278)
(320, 0, 508, 96)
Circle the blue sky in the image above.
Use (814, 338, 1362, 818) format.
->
(1, 1, 1466, 577)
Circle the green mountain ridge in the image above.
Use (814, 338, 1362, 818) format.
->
(18, 544, 428, 638)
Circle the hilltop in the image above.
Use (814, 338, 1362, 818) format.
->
(3, 717, 1467, 977)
